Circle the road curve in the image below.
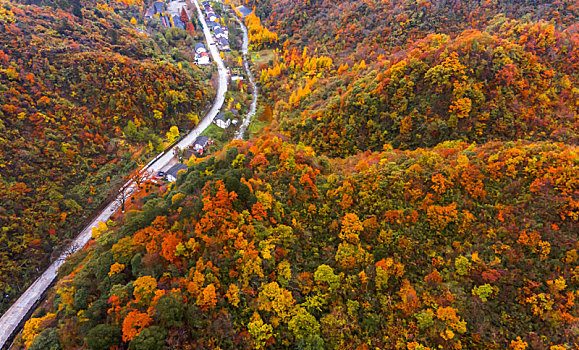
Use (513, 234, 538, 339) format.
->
(0, 1, 227, 347)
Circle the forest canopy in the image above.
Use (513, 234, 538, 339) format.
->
(0, 0, 209, 312)
(5, 0, 579, 348)
(19, 136, 578, 349)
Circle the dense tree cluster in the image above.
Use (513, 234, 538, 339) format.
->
(251, 0, 578, 156)
(249, 0, 579, 53)
(9, 0, 579, 348)
(0, 0, 209, 312)
(283, 24, 578, 155)
(20, 136, 578, 349)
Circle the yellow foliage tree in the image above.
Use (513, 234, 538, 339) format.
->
(340, 213, 364, 244)
(166, 125, 180, 144)
(108, 262, 125, 276)
(22, 313, 56, 348)
(245, 13, 278, 49)
(247, 312, 273, 350)
(133, 276, 157, 304)
(258, 281, 295, 321)
(91, 221, 108, 239)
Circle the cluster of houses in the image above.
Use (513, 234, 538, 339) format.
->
(145, 1, 187, 30)
(144, 2, 248, 182)
(160, 135, 214, 182)
(201, 1, 230, 51)
(194, 43, 211, 65)
(179, 135, 213, 160)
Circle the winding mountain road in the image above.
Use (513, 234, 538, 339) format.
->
(0, 1, 227, 347)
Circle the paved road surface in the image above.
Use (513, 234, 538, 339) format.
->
(0, 0, 227, 347)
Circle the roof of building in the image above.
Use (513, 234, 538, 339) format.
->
(166, 163, 188, 178)
(153, 1, 164, 14)
(183, 148, 195, 160)
(194, 135, 210, 147)
(173, 16, 186, 30)
(215, 113, 226, 121)
(145, 7, 155, 18)
(237, 5, 253, 17)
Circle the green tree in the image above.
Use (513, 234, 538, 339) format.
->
(86, 324, 122, 350)
(288, 308, 324, 349)
(154, 294, 184, 327)
(73, 287, 90, 310)
(30, 328, 61, 350)
(472, 284, 494, 302)
(314, 264, 340, 290)
(129, 326, 167, 350)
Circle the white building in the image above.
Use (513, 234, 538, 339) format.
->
(196, 52, 211, 65)
(165, 163, 188, 182)
(214, 114, 231, 129)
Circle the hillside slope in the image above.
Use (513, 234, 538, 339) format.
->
(11, 0, 579, 349)
(19, 136, 578, 349)
(254, 0, 578, 156)
(0, 0, 209, 313)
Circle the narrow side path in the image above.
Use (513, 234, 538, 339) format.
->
(0, 1, 228, 347)
(234, 13, 258, 140)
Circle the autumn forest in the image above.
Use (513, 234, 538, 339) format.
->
(1, 0, 578, 349)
